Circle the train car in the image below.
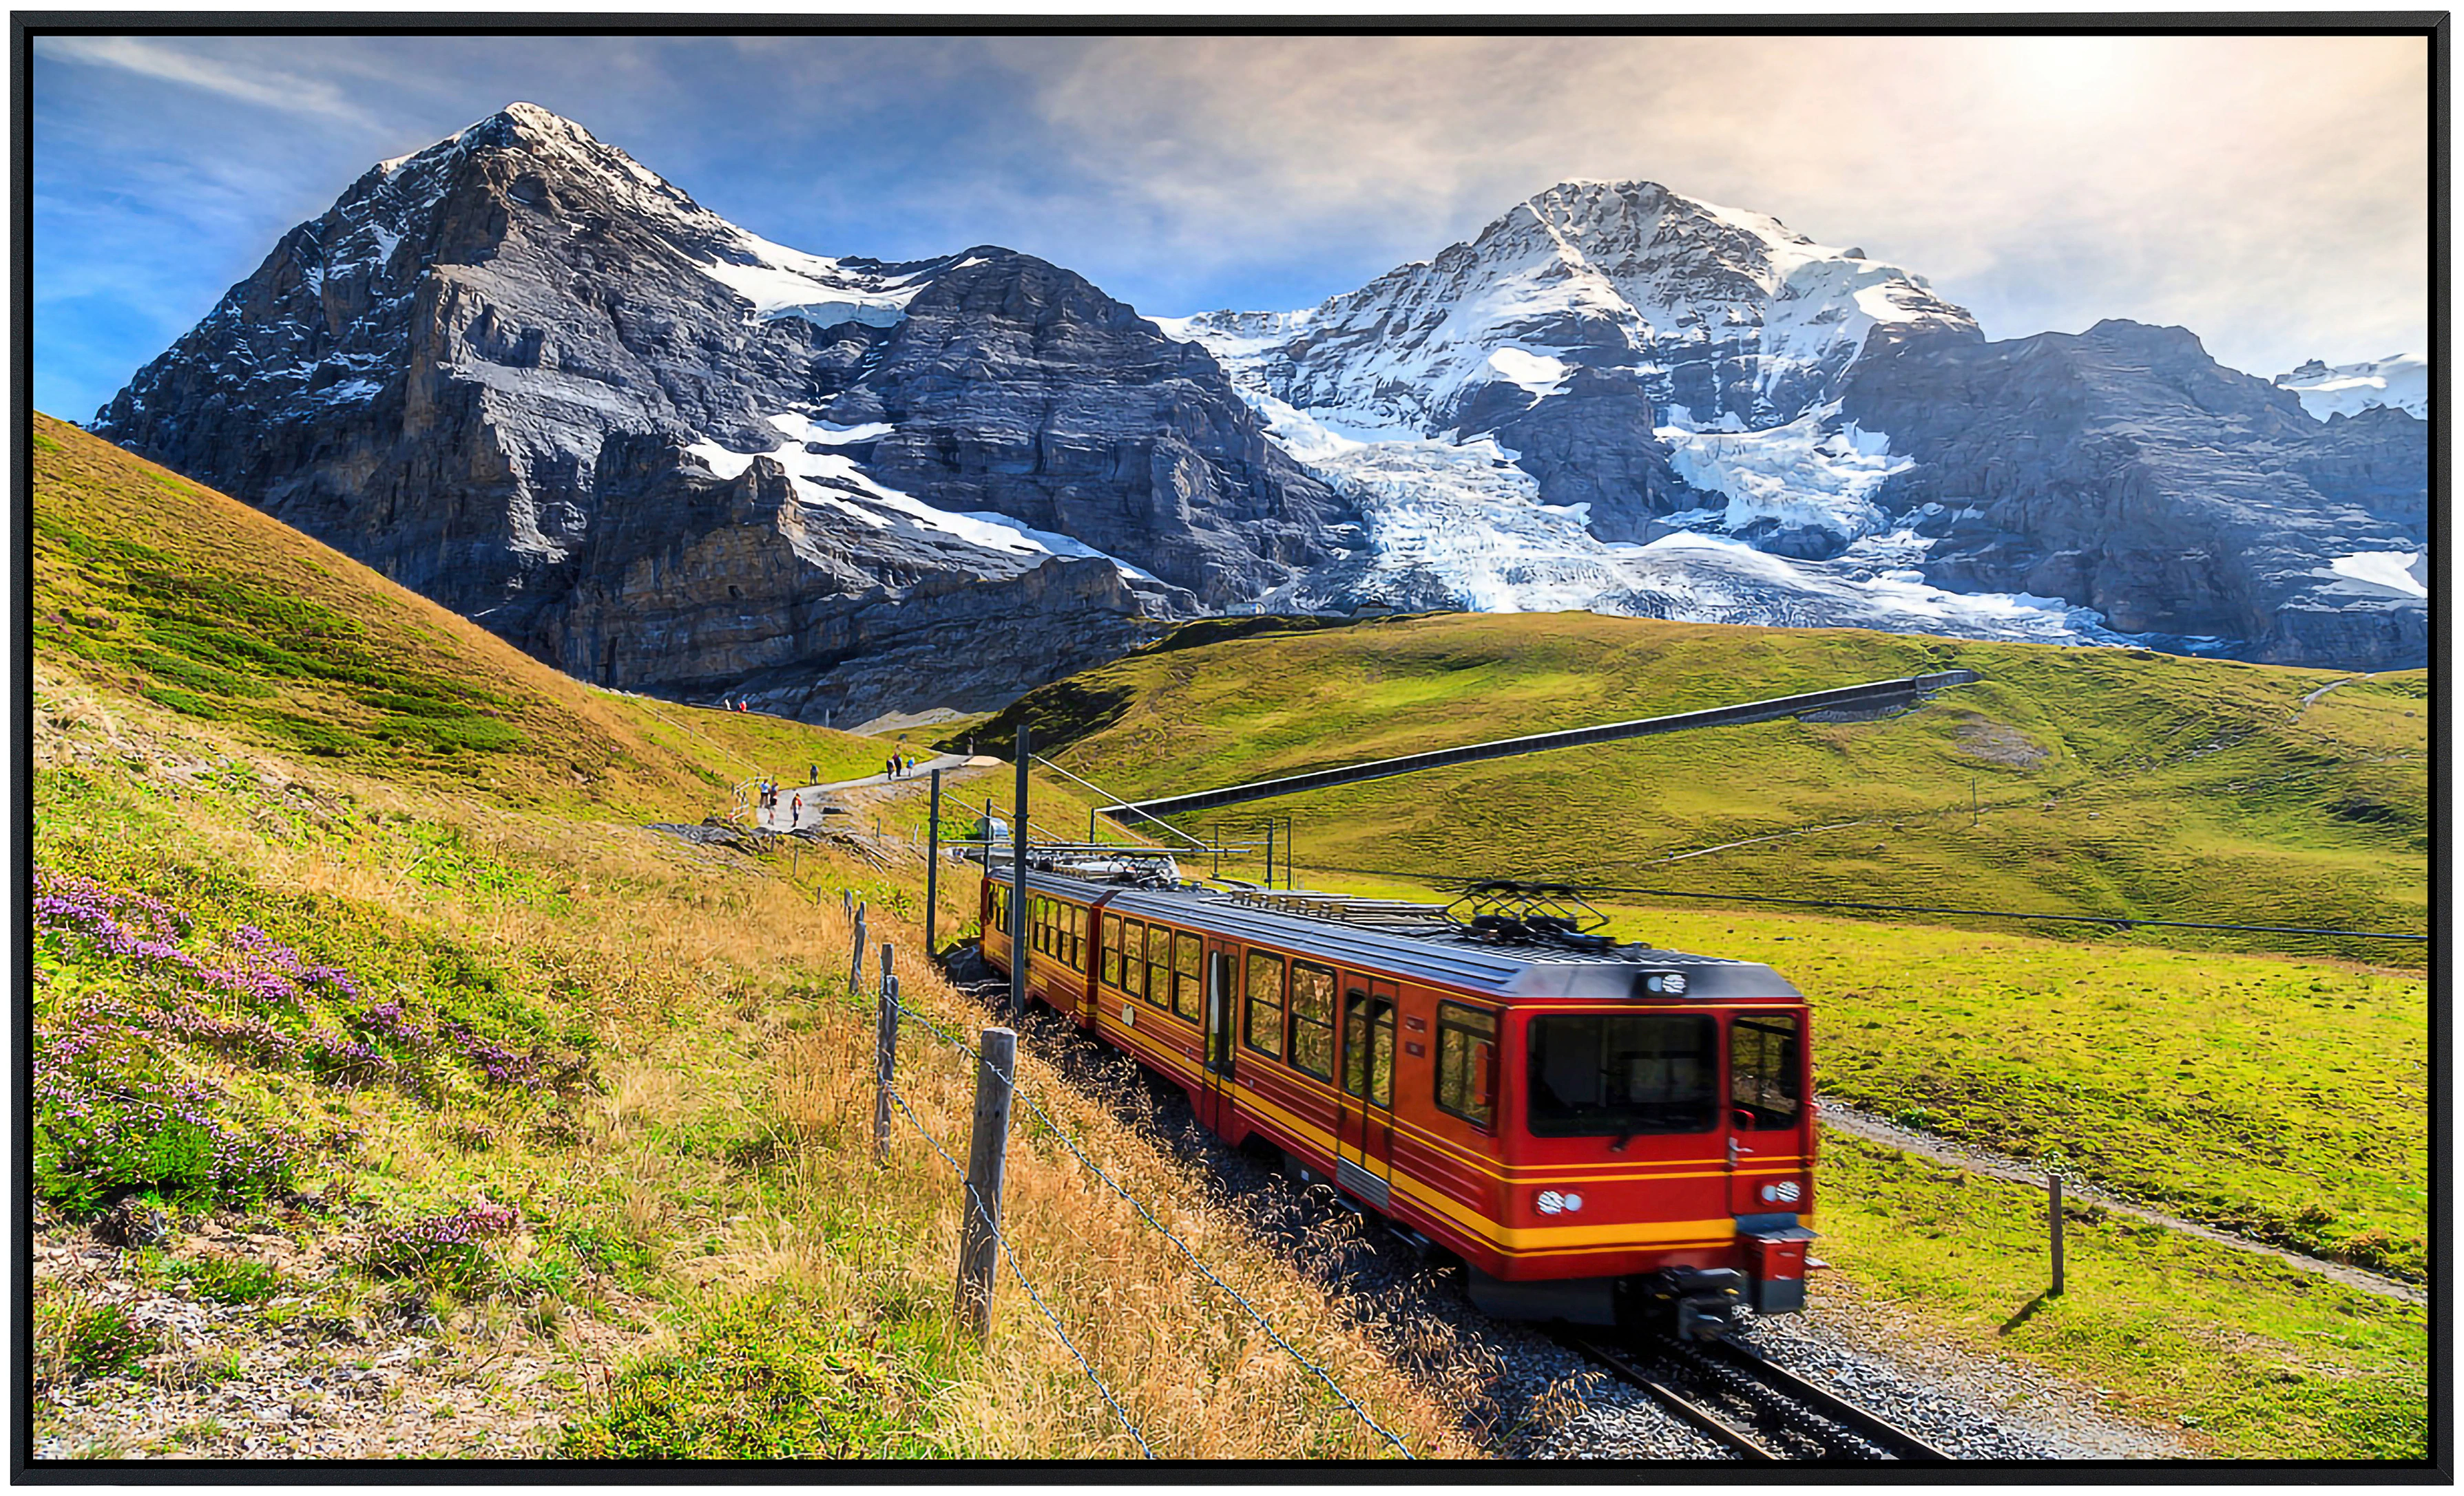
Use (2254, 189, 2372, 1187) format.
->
(978, 860, 1815, 1338)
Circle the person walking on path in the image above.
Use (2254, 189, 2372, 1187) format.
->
(791, 792, 803, 829)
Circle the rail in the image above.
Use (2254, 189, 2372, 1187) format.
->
(1560, 1332, 1954, 1462)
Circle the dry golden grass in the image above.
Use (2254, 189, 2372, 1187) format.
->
(34, 668, 1483, 1459)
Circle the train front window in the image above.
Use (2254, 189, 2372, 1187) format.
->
(1731, 1014, 1801, 1129)
(1526, 1013, 1718, 1137)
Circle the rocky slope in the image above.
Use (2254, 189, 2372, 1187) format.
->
(90, 103, 1345, 721)
(1841, 319, 2428, 667)
(1169, 182, 2425, 669)
(92, 112, 2426, 691)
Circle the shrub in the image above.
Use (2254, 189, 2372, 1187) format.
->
(41, 1299, 157, 1382)
(363, 1201, 521, 1287)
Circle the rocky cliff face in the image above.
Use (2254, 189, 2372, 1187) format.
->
(1171, 182, 2425, 669)
(1841, 319, 2428, 667)
(91, 103, 1345, 721)
(94, 116, 2426, 683)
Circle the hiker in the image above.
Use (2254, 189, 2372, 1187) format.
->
(791, 793, 803, 828)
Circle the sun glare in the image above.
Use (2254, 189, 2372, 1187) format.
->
(1989, 36, 2146, 118)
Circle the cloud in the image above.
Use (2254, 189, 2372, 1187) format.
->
(38, 36, 384, 127)
(1001, 34, 2429, 375)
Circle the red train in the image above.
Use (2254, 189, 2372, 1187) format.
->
(979, 861, 1817, 1337)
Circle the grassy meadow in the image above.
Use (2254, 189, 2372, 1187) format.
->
(968, 612, 2428, 962)
(964, 611, 2430, 1457)
(28, 416, 2429, 1461)
(28, 417, 1484, 1460)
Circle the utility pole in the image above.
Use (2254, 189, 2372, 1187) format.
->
(1011, 724, 1030, 1023)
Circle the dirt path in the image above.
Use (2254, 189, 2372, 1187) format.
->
(753, 752, 988, 832)
(1817, 1104, 2423, 1305)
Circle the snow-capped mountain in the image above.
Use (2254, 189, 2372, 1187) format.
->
(1165, 182, 2426, 669)
(2273, 352, 2430, 421)
(91, 105, 1346, 722)
(90, 109, 2428, 713)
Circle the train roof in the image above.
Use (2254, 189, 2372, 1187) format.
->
(990, 864, 1802, 1004)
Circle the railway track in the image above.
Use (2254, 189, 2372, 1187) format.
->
(1560, 1332, 1955, 1462)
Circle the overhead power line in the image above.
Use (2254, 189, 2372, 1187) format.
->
(1108, 671, 1981, 820)
(1436, 880, 2429, 944)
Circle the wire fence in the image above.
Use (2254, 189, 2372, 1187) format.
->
(878, 1079, 1155, 1457)
(884, 986, 1417, 1457)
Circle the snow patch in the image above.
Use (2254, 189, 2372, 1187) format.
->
(1487, 347, 1572, 397)
(1658, 403, 1911, 539)
(686, 416, 1157, 582)
(696, 233, 932, 329)
(2329, 550, 2429, 598)
(2274, 353, 2428, 421)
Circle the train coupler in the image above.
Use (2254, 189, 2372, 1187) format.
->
(1632, 1267, 1746, 1340)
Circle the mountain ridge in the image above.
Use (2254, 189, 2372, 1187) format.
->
(90, 104, 1350, 723)
(90, 104, 2430, 718)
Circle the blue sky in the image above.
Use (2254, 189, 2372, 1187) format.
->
(33, 32, 2432, 420)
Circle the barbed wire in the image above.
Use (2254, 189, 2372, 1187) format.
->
(881, 1080, 1154, 1458)
(886, 988, 1416, 1459)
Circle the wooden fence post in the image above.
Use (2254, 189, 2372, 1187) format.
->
(954, 1026, 1018, 1342)
(849, 901, 868, 997)
(2049, 1174, 2066, 1296)
(873, 965, 899, 1162)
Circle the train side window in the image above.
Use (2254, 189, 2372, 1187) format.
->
(1173, 932, 1203, 1022)
(1030, 896, 1044, 954)
(1144, 923, 1172, 1009)
(1100, 914, 1123, 989)
(1342, 989, 1395, 1108)
(1730, 1014, 1802, 1129)
(1434, 1002, 1499, 1129)
(1120, 920, 1146, 1000)
(990, 885, 1005, 934)
(1288, 963, 1336, 1081)
(1242, 952, 1286, 1059)
(1065, 904, 1080, 966)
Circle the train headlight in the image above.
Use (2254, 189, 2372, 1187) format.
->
(1760, 1180, 1804, 1205)
(1536, 1190, 1585, 1216)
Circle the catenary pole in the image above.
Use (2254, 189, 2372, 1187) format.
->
(926, 768, 943, 954)
(1012, 725, 1030, 1023)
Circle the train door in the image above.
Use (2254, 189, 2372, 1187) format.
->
(1198, 945, 1238, 1134)
(1726, 1010, 1808, 1215)
(1335, 977, 1399, 1210)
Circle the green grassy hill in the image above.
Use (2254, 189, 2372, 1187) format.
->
(32, 412, 892, 815)
(965, 612, 2428, 959)
(28, 418, 2427, 1461)
(29, 416, 1472, 1460)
